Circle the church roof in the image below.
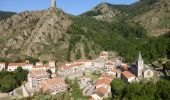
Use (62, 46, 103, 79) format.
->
(138, 52, 143, 61)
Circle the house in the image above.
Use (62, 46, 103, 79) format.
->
(32, 61, 56, 74)
(121, 71, 136, 83)
(101, 74, 116, 80)
(120, 64, 129, 71)
(58, 62, 85, 78)
(38, 78, 68, 95)
(0, 62, 6, 71)
(7, 63, 33, 71)
(91, 91, 106, 100)
(32, 65, 49, 71)
(95, 77, 112, 92)
(91, 91, 105, 100)
(92, 73, 116, 100)
(107, 68, 121, 78)
(36, 62, 43, 66)
(28, 70, 50, 88)
(104, 61, 114, 71)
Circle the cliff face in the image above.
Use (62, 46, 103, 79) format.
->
(0, 8, 100, 62)
(81, 3, 123, 22)
(132, 0, 170, 36)
(0, 8, 72, 60)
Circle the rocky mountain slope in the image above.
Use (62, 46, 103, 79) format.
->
(134, 0, 170, 36)
(0, 0, 170, 63)
(82, 0, 170, 36)
(0, 8, 72, 61)
(81, 3, 123, 22)
(0, 8, 101, 62)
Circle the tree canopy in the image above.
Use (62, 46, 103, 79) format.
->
(111, 79, 170, 100)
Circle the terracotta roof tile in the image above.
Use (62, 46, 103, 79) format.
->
(121, 64, 129, 70)
(95, 77, 112, 86)
(101, 74, 116, 80)
(105, 61, 113, 65)
(40, 78, 67, 92)
(112, 68, 121, 73)
(29, 70, 49, 78)
(96, 87, 108, 94)
(122, 71, 135, 79)
(8, 63, 32, 67)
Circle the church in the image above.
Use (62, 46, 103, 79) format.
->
(130, 52, 154, 80)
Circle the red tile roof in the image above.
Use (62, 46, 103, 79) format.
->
(122, 71, 135, 79)
(40, 78, 67, 92)
(121, 64, 129, 70)
(105, 61, 113, 65)
(95, 77, 112, 86)
(96, 87, 108, 94)
(101, 74, 116, 80)
(112, 68, 121, 73)
(8, 63, 32, 67)
(29, 70, 49, 78)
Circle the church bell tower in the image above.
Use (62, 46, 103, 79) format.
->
(51, 0, 56, 8)
(137, 52, 144, 77)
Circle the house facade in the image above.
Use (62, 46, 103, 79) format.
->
(121, 71, 136, 83)
(58, 62, 85, 78)
(91, 74, 116, 100)
(39, 78, 68, 95)
(7, 63, 33, 71)
(28, 70, 50, 88)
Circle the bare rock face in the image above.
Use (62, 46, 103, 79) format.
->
(134, 0, 170, 36)
(0, 8, 72, 58)
(92, 3, 121, 22)
(82, 3, 122, 22)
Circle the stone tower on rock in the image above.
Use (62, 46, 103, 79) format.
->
(51, 0, 56, 8)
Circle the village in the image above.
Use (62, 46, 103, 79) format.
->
(0, 51, 162, 100)
(0, 0, 170, 100)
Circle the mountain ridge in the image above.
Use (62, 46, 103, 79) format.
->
(0, 0, 170, 63)
(81, 0, 170, 36)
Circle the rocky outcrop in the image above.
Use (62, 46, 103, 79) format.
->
(0, 8, 72, 58)
(81, 3, 123, 22)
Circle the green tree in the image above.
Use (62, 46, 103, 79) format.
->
(111, 79, 126, 99)
(155, 80, 170, 100)
(0, 75, 18, 92)
(15, 67, 28, 85)
(71, 78, 83, 99)
(164, 61, 170, 70)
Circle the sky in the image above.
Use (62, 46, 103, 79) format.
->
(0, 0, 139, 15)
